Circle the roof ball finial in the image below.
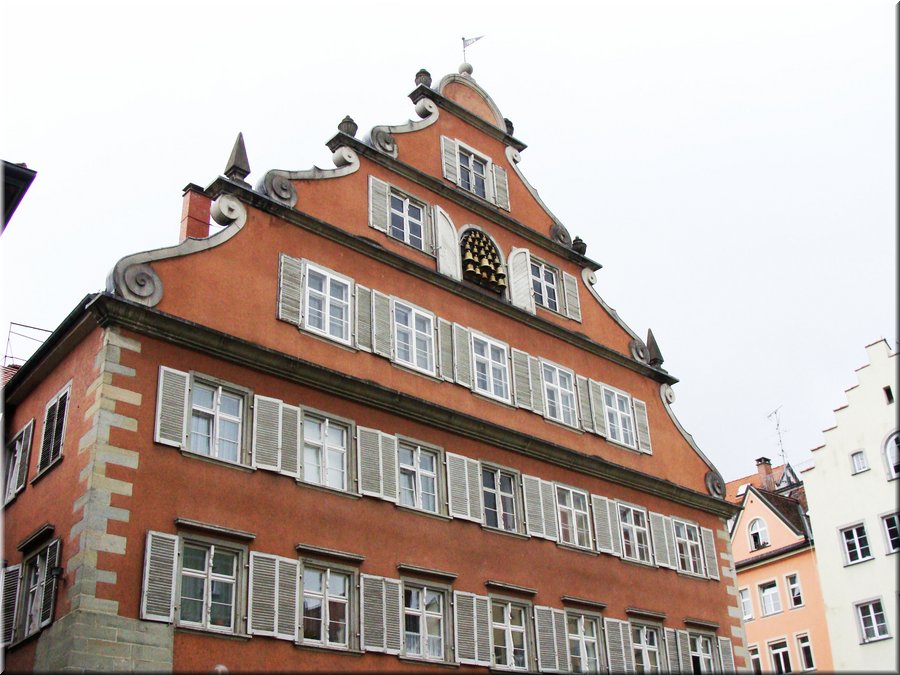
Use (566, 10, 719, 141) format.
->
(458, 62, 474, 77)
(415, 69, 432, 87)
(338, 116, 358, 137)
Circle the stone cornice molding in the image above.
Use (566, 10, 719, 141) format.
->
(260, 144, 361, 209)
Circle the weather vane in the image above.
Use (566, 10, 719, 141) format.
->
(462, 35, 485, 62)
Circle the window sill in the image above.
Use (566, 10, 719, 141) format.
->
(471, 389, 515, 409)
(298, 324, 357, 353)
(175, 626, 250, 641)
(789, 603, 806, 610)
(398, 655, 459, 668)
(7, 626, 44, 650)
(391, 359, 442, 383)
(294, 641, 363, 655)
(760, 611, 783, 618)
(619, 555, 655, 569)
(395, 503, 451, 522)
(851, 467, 870, 475)
(542, 415, 582, 434)
(675, 568, 708, 580)
(385, 233, 435, 260)
(297, 479, 361, 500)
(556, 541, 598, 556)
(30, 456, 63, 486)
(860, 635, 892, 645)
(843, 557, 875, 568)
(481, 525, 529, 541)
(605, 437, 641, 454)
(180, 449, 254, 473)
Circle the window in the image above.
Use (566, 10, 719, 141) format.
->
(739, 588, 754, 621)
(190, 382, 243, 463)
(179, 541, 239, 632)
(302, 566, 351, 648)
(491, 600, 529, 670)
(885, 385, 895, 404)
(619, 503, 652, 564)
(786, 574, 803, 608)
(603, 387, 635, 448)
(851, 450, 868, 474)
(483, 466, 518, 532)
(389, 190, 426, 250)
(304, 264, 351, 344)
(631, 624, 661, 673)
(769, 640, 792, 674)
(749, 645, 762, 674)
(530, 260, 560, 312)
(542, 362, 577, 427)
(393, 301, 435, 375)
(472, 334, 511, 402)
(673, 519, 705, 575)
(302, 414, 349, 491)
(689, 633, 716, 673)
(759, 581, 782, 616)
(4, 420, 33, 503)
(882, 513, 899, 553)
(37, 385, 69, 473)
(841, 524, 872, 564)
(458, 146, 489, 199)
(886, 432, 899, 480)
(749, 518, 769, 550)
(556, 485, 591, 548)
(856, 599, 889, 642)
(399, 443, 438, 513)
(403, 584, 445, 660)
(5, 539, 61, 644)
(567, 613, 601, 673)
(796, 634, 815, 670)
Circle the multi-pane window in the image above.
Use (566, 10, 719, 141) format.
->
(302, 567, 350, 648)
(749, 518, 769, 550)
(796, 634, 815, 670)
(556, 486, 591, 548)
(399, 444, 438, 513)
(739, 588, 754, 621)
(689, 634, 715, 673)
(542, 362, 577, 427)
(786, 573, 803, 608)
(483, 467, 518, 531)
(603, 387, 635, 448)
(856, 599, 889, 642)
(38, 386, 69, 472)
(305, 265, 351, 343)
(759, 581, 782, 616)
(748, 646, 762, 673)
(619, 504, 652, 564)
(883, 513, 900, 553)
(179, 542, 238, 632)
(4, 422, 32, 503)
(458, 147, 488, 199)
(851, 450, 868, 474)
(769, 640, 792, 674)
(530, 260, 559, 312)
(389, 191, 425, 250)
(472, 335, 510, 402)
(302, 415, 348, 490)
(491, 600, 528, 670)
(841, 524, 872, 564)
(190, 383, 242, 462)
(567, 613, 601, 673)
(631, 624, 661, 673)
(887, 432, 899, 479)
(17, 542, 59, 639)
(403, 585, 444, 660)
(673, 519, 705, 575)
(393, 302, 435, 375)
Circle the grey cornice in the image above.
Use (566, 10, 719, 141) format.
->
(560, 595, 607, 611)
(84, 293, 737, 518)
(204, 178, 674, 387)
(295, 544, 365, 564)
(260, 145, 361, 209)
(625, 607, 667, 621)
(485, 580, 537, 596)
(174, 518, 256, 541)
(683, 617, 719, 630)
(17, 523, 55, 552)
(396, 563, 458, 582)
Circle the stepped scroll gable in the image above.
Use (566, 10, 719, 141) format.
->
(2, 65, 743, 672)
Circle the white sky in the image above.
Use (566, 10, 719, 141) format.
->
(1, 0, 895, 483)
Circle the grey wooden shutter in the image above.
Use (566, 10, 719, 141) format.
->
(50, 391, 68, 462)
(608, 500, 623, 557)
(455, 592, 484, 665)
(664, 518, 678, 571)
(155, 367, 189, 447)
(553, 608, 569, 671)
(380, 433, 398, 502)
(605, 618, 634, 673)
(280, 404, 300, 477)
(535, 605, 559, 672)
(508, 248, 536, 314)
(248, 552, 278, 636)
(466, 457, 483, 523)
(473, 594, 492, 665)
(278, 254, 304, 325)
(141, 530, 178, 622)
(446, 452, 482, 522)
(588, 380, 608, 438)
(718, 637, 736, 672)
(701, 527, 719, 580)
(355, 285, 373, 352)
(511, 349, 533, 410)
(438, 319, 455, 382)
(649, 512, 672, 569)
(252, 395, 282, 472)
(39, 538, 60, 627)
(368, 176, 390, 232)
(38, 399, 58, 469)
(677, 630, 692, 672)
(523, 474, 546, 538)
(424, 207, 435, 255)
(361, 574, 385, 652)
(493, 164, 510, 211)
(453, 324, 472, 387)
(591, 495, 618, 556)
(633, 399, 652, 454)
(562, 271, 582, 322)
(14, 420, 34, 494)
(664, 628, 680, 672)
(434, 206, 461, 281)
(372, 290, 392, 358)
(576, 376, 595, 433)
(529, 357, 545, 414)
(1, 564, 20, 645)
(541, 480, 559, 541)
(276, 557, 299, 641)
(357, 427, 384, 498)
(441, 137, 459, 184)
(384, 578, 402, 654)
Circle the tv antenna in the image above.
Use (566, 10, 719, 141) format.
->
(767, 406, 788, 466)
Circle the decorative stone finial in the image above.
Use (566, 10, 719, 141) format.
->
(224, 132, 250, 183)
(458, 62, 474, 77)
(338, 115, 358, 137)
(415, 69, 432, 87)
(572, 236, 587, 255)
(646, 329, 665, 367)
(504, 118, 515, 136)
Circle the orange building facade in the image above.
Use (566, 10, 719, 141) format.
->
(3, 66, 743, 672)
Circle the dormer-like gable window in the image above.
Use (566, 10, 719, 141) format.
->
(748, 518, 769, 550)
(440, 137, 509, 211)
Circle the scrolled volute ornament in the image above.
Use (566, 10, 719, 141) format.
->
(550, 221, 573, 248)
(370, 127, 397, 157)
(211, 194, 247, 228)
(415, 98, 438, 119)
(661, 383, 676, 404)
(630, 338, 649, 363)
(705, 471, 726, 499)
(120, 263, 163, 307)
(264, 173, 298, 208)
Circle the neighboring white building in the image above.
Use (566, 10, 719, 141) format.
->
(801, 339, 899, 672)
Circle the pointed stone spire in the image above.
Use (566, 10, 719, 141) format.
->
(224, 132, 250, 183)
(646, 329, 664, 368)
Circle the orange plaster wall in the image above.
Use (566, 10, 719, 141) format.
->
(731, 492, 803, 563)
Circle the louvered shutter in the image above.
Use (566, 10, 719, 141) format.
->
(14, 420, 34, 494)
(608, 500, 623, 557)
(649, 513, 672, 568)
(248, 552, 278, 636)
(576, 376, 595, 433)
(474, 595, 491, 665)
(141, 531, 178, 622)
(508, 248, 536, 314)
(438, 319, 455, 382)
(605, 618, 634, 673)
(424, 207, 435, 256)
(280, 404, 300, 477)
(535, 606, 568, 672)
(441, 137, 459, 184)
(664, 628, 680, 672)
(455, 592, 477, 664)
(561, 271, 582, 322)
(511, 349, 533, 410)
(529, 357, 545, 414)
(252, 395, 282, 472)
(664, 518, 678, 571)
(446, 453, 482, 522)
(155, 367, 189, 447)
(465, 457, 483, 523)
(380, 433, 398, 502)
(38, 400, 58, 470)
(357, 427, 384, 498)
(523, 475, 546, 538)
(50, 391, 68, 462)
(592, 495, 618, 556)
(588, 380, 608, 437)
(493, 164, 510, 211)
(677, 630, 692, 671)
(701, 527, 719, 580)
(718, 637, 736, 673)
(1, 564, 20, 646)
(361, 574, 386, 652)
(278, 254, 303, 325)
(355, 285, 373, 352)
(541, 480, 559, 541)
(38, 539, 60, 627)
(633, 399, 652, 454)
(553, 608, 569, 671)
(277, 558, 299, 640)
(453, 324, 472, 387)
(372, 291, 392, 358)
(368, 176, 390, 232)
(383, 578, 402, 654)
(434, 206, 461, 281)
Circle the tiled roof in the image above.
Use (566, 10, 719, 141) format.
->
(754, 488, 808, 537)
(1, 364, 20, 386)
(724, 464, 787, 503)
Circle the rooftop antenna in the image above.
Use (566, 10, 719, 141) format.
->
(767, 405, 789, 467)
(462, 35, 485, 63)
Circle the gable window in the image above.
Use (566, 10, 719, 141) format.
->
(441, 137, 509, 210)
(403, 584, 445, 660)
(37, 385, 70, 474)
(603, 387, 636, 448)
(390, 191, 426, 250)
(491, 599, 530, 670)
(759, 581, 782, 616)
(856, 599, 889, 642)
(882, 513, 899, 553)
(556, 485, 591, 549)
(542, 362, 577, 427)
(180, 541, 239, 633)
(673, 519, 705, 576)
(530, 260, 560, 313)
(472, 334, 511, 403)
(841, 524, 872, 564)
(398, 443, 438, 513)
(785, 573, 803, 608)
(739, 588, 754, 621)
(458, 147, 489, 199)
(302, 566, 351, 648)
(567, 613, 601, 673)
(851, 450, 869, 474)
(796, 634, 815, 671)
(304, 264, 351, 344)
(483, 466, 518, 532)
(886, 432, 899, 480)
(748, 518, 769, 550)
(769, 640, 792, 674)
(618, 503, 652, 564)
(631, 624, 661, 672)
(689, 633, 715, 673)
(4, 420, 33, 504)
(393, 301, 435, 375)
(191, 382, 243, 463)
(302, 414, 349, 491)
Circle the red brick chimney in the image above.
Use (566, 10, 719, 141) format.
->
(756, 456, 775, 490)
(179, 184, 211, 241)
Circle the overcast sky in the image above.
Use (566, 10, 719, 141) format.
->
(1, 0, 895, 482)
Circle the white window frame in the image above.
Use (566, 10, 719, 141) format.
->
(398, 442, 440, 514)
(530, 258, 560, 313)
(491, 598, 531, 671)
(602, 385, 636, 449)
(618, 503, 653, 565)
(851, 450, 869, 474)
(785, 572, 804, 609)
(567, 611, 602, 673)
(673, 519, 705, 576)
(456, 140, 492, 201)
(16, 541, 58, 640)
(841, 523, 873, 565)
(392, 299, 436, 376)
(556, 485, 592, 549)
(631, 623, 662, 673)
(795, 632, 815, 671)
(739, 587, 754, 621)
(402, 582, 447, 661)
(189, 380, 246, 464)
(301, 412, 350, 491)
(748, 518, 770, 550)
(177, 538, 243, 634)
(300, 564, 353, 649)
(768, 639, 792, 674)
(482, 465, 520, 533)
(542, 361, 578, 427)
(886, 432, 899, 480)
(388, 188, 427, 251)
(303, 262, 352, 345)
(4, 421, 32, 504)
(855, 598, 890, 643)
(471, 333, 511, 403)
(882, 512, 899, 554)
(689, 632, 716, 673)
(759, 580, 783, 616)
(748, 644, 762, 674)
